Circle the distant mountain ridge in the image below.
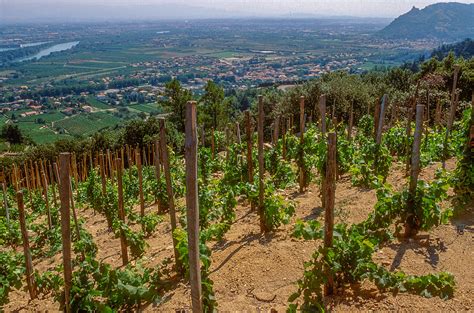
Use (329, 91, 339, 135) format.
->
(378, 2, 474, 40)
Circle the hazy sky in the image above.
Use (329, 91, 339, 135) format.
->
(2, 0, 474, 19)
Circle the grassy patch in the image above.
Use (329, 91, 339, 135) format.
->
(129, 103, 161, 114)
(86, 96, 112, 110)
(17, 111, 65, 123)
(54, 112, 122, 136)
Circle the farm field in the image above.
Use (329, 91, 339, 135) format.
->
(85, 96, 113, 110)
(54, 112, 122, 136)
(128, 103, 162, 114)
(16, 124, 64, 144)
(14, 111, 69, 144)
(4, 107, 152, 144)
(17, 111, 66, 123)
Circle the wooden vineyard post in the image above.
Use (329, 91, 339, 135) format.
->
(299, 96, 306, 193)
(225, 126, 231, 162)
(99, 154, 107, 196)
(319, 95, 327, 134)
(405, 105, 424, 237)
(347, 100, 354, 141)
(17, 191, 37, 300)
(211, 127, 215, 160)
(21, 165, 26, 189)
(154, 140, 163, 211)
(376, 94, 388, 145)
(324, 132, 337, 296)
(442, 65, 461, 169)
(143, 147, 148, 167)
(273, 115, 280, 145)
(115, 158, 128, 266)
(236, 122, 242, 145)
(120, 148, 125, 173)
(83, 155, 87, 181)
(94, 151, 99, 168)
(374, 95, 388, 177)
(12, 164, 19, 192)
(423, 90, 431, 147)
(236, 122, 243, 181)
(2, 180, 10, 227)
(35, 162, 41, 193)
(68, 174, 82, 245)
(25, 161, 35, 192)
(136, 148, 145, 218)
(245, 110, 254, 185)
(107, 149, 114, 182)
(48, 162, 57, 207)
(41, 169, 52, 229)
(29, 162, 36, 190)
(58, 153, 72, 313)
(425, 88, 430, 124)
(320, 95, 328, 207)
(71, 154, 79, 190)
(257, 95, 267, 232)
(53, 162, 60, 190)
(23, 164, 33, 209)
(282, 117, 287, 160)
(89, 151, 93, 176)
(435, 98, 441, 127)
(125, 145, 131, 168)
(374, 97, 381, 140)
(101, 151, 108, 178)
(148, 144, 153, 167)
(471, 93, 474, 149)
(185, 101, 203, 313)
(159, 118, 182, 272)
(405, 91, 418, 174)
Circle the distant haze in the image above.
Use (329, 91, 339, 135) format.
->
(1, 0, 473, 24)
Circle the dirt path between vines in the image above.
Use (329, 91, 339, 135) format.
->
(5, 158, 473, 312)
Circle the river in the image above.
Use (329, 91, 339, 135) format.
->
(16, 41, 80, 62)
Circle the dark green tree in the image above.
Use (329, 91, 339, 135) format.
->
(201, 80, 225, 130)
(1, 124, 25, 145)
(159, 79, 192, 132)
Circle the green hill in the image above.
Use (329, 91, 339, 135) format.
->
(378, 2, 474, 40)
(431, 38, 474, 59)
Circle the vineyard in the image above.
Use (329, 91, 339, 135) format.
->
(0, 65, 473, 312)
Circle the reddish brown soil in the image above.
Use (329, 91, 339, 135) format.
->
(5, 158, 473, 312)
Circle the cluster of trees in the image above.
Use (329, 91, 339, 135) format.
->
(431, 38, 474, 60)
(0, 124, 29, 145)
(402, 39, 474, 74)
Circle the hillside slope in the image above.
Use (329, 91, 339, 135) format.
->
(378, 2, 474, 40)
